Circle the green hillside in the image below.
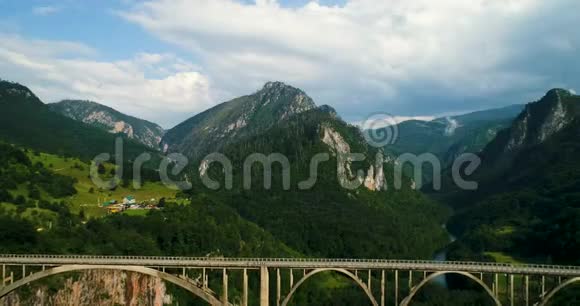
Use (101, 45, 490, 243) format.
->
(27, 151, 177, 217)
(0, 142, 395, 305)
(441, 89, 580, 266)
(191, 106, 449, 259)
(0, 80, 157, 162)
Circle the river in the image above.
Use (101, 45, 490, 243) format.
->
(432, 224, 457, 288)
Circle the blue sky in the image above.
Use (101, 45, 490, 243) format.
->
(0, 0, 579, 128)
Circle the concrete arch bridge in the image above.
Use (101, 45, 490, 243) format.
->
(1, 255, 580, 306)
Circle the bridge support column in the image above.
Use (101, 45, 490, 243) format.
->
(222, 269, 228, 304)
(394, 270, 399, 306)
(408, 270, 412, 290)
(380, 270, 385, 306)
(541, 275, 545, 297)
(504, 274, 508, 303)
(277, 268, 281, 306)
(260, 266, 269, 306)
(242, 268, 248, 306)
(203, 268, 208, 288)
(509, 274, 514, 306)
(368, 270, 372, 291)
(289, 269, 293, 289)
(494, 274, 498, 298)
(525, 275, 529, 306)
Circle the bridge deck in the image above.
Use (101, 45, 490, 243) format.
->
(1, 254, 579, 276)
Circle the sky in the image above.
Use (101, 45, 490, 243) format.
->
(0, 0, 579, 128)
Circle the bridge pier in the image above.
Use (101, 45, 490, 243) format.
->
(394, 270, 399, 306)
(509, 274, 514, 306)
(222, 268, 228, 304)
(380, 270, 385, 306)
(242, 269, 248, 306)
(260, 266, 269, 306)
(276, 268, 281, 306)
(525, 275, 529, 306)
(494, 273, 499, 298)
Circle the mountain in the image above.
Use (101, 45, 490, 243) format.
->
(161, 81, 316, 159)
(1, 80, 450, 305)
(383, 104, 524, 165)
(441, 88, 580, 266)
(170, 81, 449, 259)
(445, 88, 580, 195)
(478, 89, 578, 167)
(48, 100, 164, 149)
(0, 80, 156, 161)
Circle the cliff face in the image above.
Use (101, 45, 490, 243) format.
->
(504, 89, 575, 151)
(321, 124, 385, 191)
(1, 270, 172, 306)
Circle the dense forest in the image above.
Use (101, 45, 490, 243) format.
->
(0, 141, 456, 305)
(2, 80, 579, 305)
(0, 81, 158, 162)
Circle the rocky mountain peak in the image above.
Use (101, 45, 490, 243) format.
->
(256, 81, 316, 113)
(48, 99, 164, 149)
(474, 88, 579, 162)
(545, 88, 573, 100)
(317, 104, 337, 116)
(262, 81, 288, 89)
(504, 88, 577, 151)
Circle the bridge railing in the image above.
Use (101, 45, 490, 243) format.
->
(1, 254, 579, 272)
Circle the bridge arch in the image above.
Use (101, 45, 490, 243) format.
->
(280, 268, 378, 306)
(399, 271, 501, 306)
(538, 277, 580, 306)
(0, 265, 223, 305)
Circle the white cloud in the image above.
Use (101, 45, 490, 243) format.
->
(119, 0, 580, 121)
(32, 6, 61, 16)
(0, 34, 213, 128)
(4, 0, 579, 128)
(443, 117, 461, 136)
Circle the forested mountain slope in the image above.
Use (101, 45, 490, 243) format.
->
(441, 89, 580, 267)
(161, 81, 317, 159)
(181, 83, 449, 259)
(0, 80, 156, 161)
(49, 99, 164, 149)
(383, 104, 523, 165)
